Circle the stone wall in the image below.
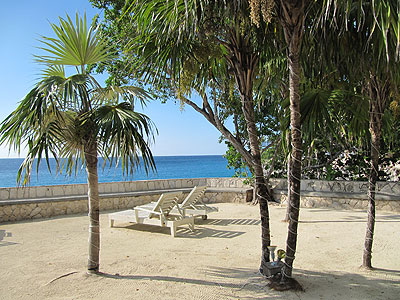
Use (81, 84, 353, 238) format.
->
(1, 178, 399, 223)
(0, 178, 250, 222)
(271, 178, 400, 212)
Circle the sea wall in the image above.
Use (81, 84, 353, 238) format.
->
(0, 178, 250, 222)
(0, 178, 399, 223)
(270, 178, 400, 212)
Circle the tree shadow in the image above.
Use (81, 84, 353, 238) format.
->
(96, 271, 242, 289)
(299, 210, 400, 223)
(95, 269, 270, 299)
(62, 263, 400, 300)
(178, 227, 246, 239)
(305, 208, 400, 218)
(300, 219, 400, 224)
(205, 266, 400, 299)
(371, 267, 400, 274)
(378, 214, 400, 220)
(95, 266, 399, 299)
(122, 224, 245, 239)
(200, 218, 261, 226)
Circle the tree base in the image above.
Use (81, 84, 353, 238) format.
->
(266, 273, 304, 292)
(87, 267, 99, 274)
(360, 264, 374, 271)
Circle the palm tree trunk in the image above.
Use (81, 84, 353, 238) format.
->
(279, 0, 305, 281)
(226, 29, 273, 273)
(284, 131, 291, 222)
(363, 125, 379, 269)
(284, 153, 291, 222)
(242, 93, 272, 273)
(85, 141, 100, 273)
(363, 77, 387, 269)
(283, 41, 302, 280)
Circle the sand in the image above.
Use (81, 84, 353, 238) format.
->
(0, 202, 399, 300)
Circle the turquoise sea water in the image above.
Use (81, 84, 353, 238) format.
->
(0, 155, 235, 188)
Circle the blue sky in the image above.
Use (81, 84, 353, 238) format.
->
(0, 1, 229, 157)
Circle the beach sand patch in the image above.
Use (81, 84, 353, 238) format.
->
(0, 203, 399, 299)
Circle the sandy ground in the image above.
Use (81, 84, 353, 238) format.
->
(0, 202, 399, 300)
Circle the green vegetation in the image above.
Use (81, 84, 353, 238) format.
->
(3, 0, 399, 290)
(0, 13, 156, 273)
(88, 0, 400, 288)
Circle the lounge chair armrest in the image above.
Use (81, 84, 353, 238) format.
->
(135, 207, 161, 215)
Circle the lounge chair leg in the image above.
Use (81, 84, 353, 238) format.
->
(109, 219, 114, 227)
(170, 224, 176, 237)
(188, 220, 195, 232)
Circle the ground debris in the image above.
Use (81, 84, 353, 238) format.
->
(45, 271, 78, 286)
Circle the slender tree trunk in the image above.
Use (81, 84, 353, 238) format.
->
(285, 131, 291, 222)
(363, 125, 379, 269)
(85, 141, 100, 273)
(363, 77, 387, 269)
(226, 28, 272, 272)
(284, 153, 291, 222)
(186, 78, 273, 270)
(242, 94, 272, 272)
(280, 0, 305, 281)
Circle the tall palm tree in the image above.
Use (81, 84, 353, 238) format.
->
(0, 13, 156, 273)
(276, 0, 308, 282)
(120, 0, 283, 273)
(250, 0, 309, 283)
(319, 0, 400, 269)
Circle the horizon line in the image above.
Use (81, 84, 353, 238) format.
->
(0, 154, 226, 159)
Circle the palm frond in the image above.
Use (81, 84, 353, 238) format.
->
(95, 102, 157, 175)
(318, 0, 400, 62)
(0, 9, 164, 186)
(91, 85, 152, 107)
(0, 82, 66, 185)
(35, 13, 112, 67)
(17, 120, 63, 186)
(40, 65, 66, 78)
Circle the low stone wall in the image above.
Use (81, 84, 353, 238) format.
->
(1, 178, 399, 223)
(0, 178, 250, 223)
(271, 178, 400, 212)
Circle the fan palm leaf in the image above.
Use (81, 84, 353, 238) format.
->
(36, 13, 111, 67)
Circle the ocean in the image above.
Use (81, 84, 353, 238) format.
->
(0, 155, 235, 188)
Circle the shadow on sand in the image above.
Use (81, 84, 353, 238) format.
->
(200, 218, 261, 226)
(114, 217, 262, 238)
(299, 210, 400, 224)
(122, 223, 246, 239)
(95, 266, 400, 300)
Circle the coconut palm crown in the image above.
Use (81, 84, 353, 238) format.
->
(0, 13, 156, 273)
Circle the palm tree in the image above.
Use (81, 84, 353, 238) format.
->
(0, 13, 156, 273)
(120, 0, 282, 273)
(249, 0, 309, 283)
(319, 0, 400, 269)
(277, 0, 307, 282)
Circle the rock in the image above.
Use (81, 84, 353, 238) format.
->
(30, 206, 41, 217)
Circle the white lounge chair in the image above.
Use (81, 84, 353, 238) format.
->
(174, 186, 218, 220)
(108, 191, 194, 237)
